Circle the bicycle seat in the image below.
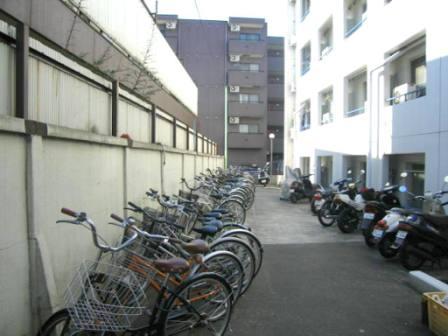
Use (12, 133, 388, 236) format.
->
(153, 257, 189, 274)
(203, 212, 222, 219)
(203, 220, 223, 230)
(192, 225, 218, 236)
(182, 239, 209, 254)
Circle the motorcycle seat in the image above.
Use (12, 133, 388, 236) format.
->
(423, 214, 448, 230)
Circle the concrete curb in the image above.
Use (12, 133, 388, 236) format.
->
(408, 271, 448, 293)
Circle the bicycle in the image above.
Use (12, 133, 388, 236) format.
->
(37, 208, 233, 336)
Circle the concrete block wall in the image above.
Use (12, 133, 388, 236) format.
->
(0, 118, 224, 335)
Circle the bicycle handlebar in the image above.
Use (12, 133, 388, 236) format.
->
(58, 208, 138, 253)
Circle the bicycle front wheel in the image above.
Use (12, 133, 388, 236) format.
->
(161, 273, 233, 336)
(37, 309, 114, 335)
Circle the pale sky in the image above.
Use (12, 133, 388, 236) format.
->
(147, 0, 288, 37)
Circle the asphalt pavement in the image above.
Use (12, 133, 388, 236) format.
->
(229, 187, 431, 336)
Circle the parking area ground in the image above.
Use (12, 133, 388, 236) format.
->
(230, 187, 431, 336)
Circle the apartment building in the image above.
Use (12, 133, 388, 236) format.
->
(286, 0, 448, 193)
(158, 15, 284, 169)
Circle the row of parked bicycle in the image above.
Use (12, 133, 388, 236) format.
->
(38, 168, 262, 336)
(308, 170, 448, 271)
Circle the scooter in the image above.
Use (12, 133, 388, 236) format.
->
(391, 177, 448, 270)
(311, 176, 353, 215)
(257, 165, 270, 187)
(334, 170, 377, 233)
(360, 183, 401, 247)
(289, 173, 323, 204)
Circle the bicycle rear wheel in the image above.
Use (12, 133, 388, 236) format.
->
(161, 273, 233, 336)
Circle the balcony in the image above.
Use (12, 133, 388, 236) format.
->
(228, 39, 266, 57)
(228, 101, 266, 118)
(228, 70, 266, 87)
(268, 110, 284, 126)
(268, 83, 284, 99)
(228, 132, 266, 149)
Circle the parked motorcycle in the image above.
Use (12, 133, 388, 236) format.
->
(311, 176, 352, 215)
(392, 177, 448, 270)
(360, 183, 401, 247)
(317, 177, 359, 227)
(258, 165, 270, 187)
(289, 173, 323, 204)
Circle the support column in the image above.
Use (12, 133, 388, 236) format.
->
(15, 22, 29, 119)
(111, 81, 119, 136)
(172, 118, 177, 148)
(151, 104, 156, 143)
(186, 127, 190, 150)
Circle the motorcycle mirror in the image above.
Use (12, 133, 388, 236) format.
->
(400, 172, 408, 178)
(347, 169, 352, 175)
(360, 169, 366, 175)
(399, 185, 407, 193)
(385, 182, 390, 187)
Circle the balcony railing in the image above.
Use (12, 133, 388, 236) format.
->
(345, 106, 365, 117)
(386, 86, 426, 106)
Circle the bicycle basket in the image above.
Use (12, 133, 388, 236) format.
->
(64, 260, 147, 332)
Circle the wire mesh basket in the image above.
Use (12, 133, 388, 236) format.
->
(64, 260, 147, 332)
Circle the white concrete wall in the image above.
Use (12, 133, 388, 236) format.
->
(0, 133, 30, 336)
(286, 0, 448, 191)
(0, 118, 223, 335)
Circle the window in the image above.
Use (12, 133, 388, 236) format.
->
(346, 70, 367, 117)
(301, 0, 310, 21)
(239, 124, 259, 133)
(299, 100, 311, 130)
(345, 0, 367, 37)
(319, 19, 333, 59)
(239, 94, 260, 104)
(301, 43, 311, 75)
(320, 88, 333, 124)
(268, 74, 284, 84)
(387, 38, 426, 105)
(268, 49, 284, 57)
(239, 33, 260, 41)
(234, 63, 260, 72)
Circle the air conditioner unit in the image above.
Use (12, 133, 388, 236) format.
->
(166, 21, 177, 30)
(393, 83, 413, 104)
(229, 54, 240, 62)
(229, 85, 240, 93)
(230, 24, 240, 32)
(229, 117, 240, 124)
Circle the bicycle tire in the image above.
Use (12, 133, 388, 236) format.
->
(219, 229, 264, 277)
(37, 309, 115, 335)
(218, 200, 246, 224)
(161, 273, 233, 336)
(191, 250, 244, 302)
(209, 237, 256, 295)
